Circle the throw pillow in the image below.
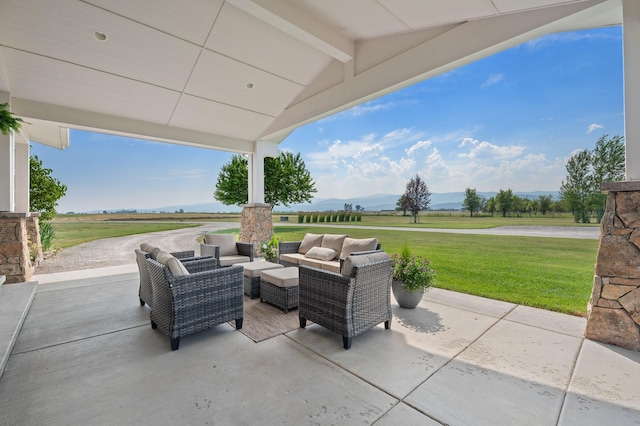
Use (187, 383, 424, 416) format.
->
(298, 233, 324, 254)
(339, 237, 378, 259)
(156, 251, 189, 276)
(341, 251, 391, 277)
(140, 242, 156, 254)
(204, 234, 238, 256)
(320, 234, 347, 259)
(304, 246, 338, 261)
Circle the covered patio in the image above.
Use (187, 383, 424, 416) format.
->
(1, 264, 639, 425)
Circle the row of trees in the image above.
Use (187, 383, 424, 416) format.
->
(461, 188, 559, 218)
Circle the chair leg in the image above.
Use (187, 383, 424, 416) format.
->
(343, 336, 352, 350)
(151, 320, 157, 329)
(235, 318, 243, 330)
(139, 298, 145, 306)
(384, 319, 391, 329)
(170, 337, 180, 351)
(299, 316, 306, 328)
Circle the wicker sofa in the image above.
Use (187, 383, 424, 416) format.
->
(135, 243, 211, 308)
(298, 251, 393, 349)
(146, 253, 243, 351)
(278, 233, 379, 273)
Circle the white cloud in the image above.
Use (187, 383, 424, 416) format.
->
(481, 73, 504, 88)
(524, 31, 620, 51)
(458, 138, 526, 159)
(406, 140, 431, 156)
(587, 123, 604, 134)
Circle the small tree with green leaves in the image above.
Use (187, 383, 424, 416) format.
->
(462, 188, 484, 217)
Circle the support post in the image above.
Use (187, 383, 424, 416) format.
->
(623, 0, 640, 180)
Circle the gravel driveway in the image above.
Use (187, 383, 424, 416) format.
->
(33, 223, 600, 275)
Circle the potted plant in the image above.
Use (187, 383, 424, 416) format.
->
(391, 245, 436, 309)
(259, 235, 280, 262)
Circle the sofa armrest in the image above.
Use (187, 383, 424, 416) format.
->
(236, 242, 254, 261)
(200, 243, 220, 259)
(183, 257, 218, 273)
(279, 241, 302, 255)
(170, 250, 195, 259)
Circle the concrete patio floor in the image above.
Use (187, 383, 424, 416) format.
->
(1, 265, 639, 425)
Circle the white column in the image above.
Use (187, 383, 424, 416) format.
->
(623, 0, 640, 180)
(247, 141, 279, 204)
(14, 135, 30, 212)
(0, 91, 15, 212)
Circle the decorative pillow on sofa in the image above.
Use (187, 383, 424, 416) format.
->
(341, 251, 391, 277)
(298, 233, 324, 254)
(340, 237, 378, 259)
(304, 246, 338, 261)
(321, 234, 347, 259)
(155, 251, 190, 276)
(140, 242, 156, 253)
(204, 234, 238, 256)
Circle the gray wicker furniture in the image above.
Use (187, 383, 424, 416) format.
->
(279, 234, 380, 272)
(200, 234, 254, 267)
(259, 267, 299, 313)
(146, 257, 243, 351)
(135, 247, 207, 308)
(298, 251, 393, 349)
(236, 261, 283, 299)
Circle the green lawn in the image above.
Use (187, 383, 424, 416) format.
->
(265, 226, 598, 316)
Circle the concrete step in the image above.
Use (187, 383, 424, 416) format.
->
(0, 281, 37, 379)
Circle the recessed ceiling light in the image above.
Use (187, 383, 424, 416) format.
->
(93, 31, 107, 41)
(246, 83, 254, 89)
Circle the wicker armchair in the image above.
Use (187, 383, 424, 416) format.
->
(200, 234, 254, 267)
(146, 257, 243, 351)
(298, 251, 393, 349)
(135, 248, 213, 308)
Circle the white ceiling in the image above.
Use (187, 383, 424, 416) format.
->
(0, 0, 622, 153)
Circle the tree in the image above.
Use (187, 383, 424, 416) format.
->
(403, 174, 431, 223)
(30, 154, 67, 221)
(462, 188, 484, 217)
(495, 189, 514, 217)
(0, 103, 25, 135)
(214, 152, 316, 209)
(559, 149, 593, 223)
(590, 135, 625, 221)
(484, 197, 496, 216)
(344, 203, 353, 212)
(538, 195, 552, 215)
(396, 195, 409, 216)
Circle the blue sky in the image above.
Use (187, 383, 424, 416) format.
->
(31, 26, 624, 213)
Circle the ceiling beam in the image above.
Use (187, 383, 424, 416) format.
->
(226, 0, 354, 63)
(260, 0, 617, 142)
(11, 98, 254, 153)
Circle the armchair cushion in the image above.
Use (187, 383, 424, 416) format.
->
(304, 246, 337, 261)
(321, 234, 346, 258)
(204, 234, 238, 256)
(341, 251, 391, 277)
(156, 251, 189, 276)
(299, 233, 324, 254)
(340, 237, 378, 259)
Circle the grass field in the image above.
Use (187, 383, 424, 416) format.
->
(51, 213, 599, 316)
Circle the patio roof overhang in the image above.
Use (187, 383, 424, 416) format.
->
(0, 0, 635, 211)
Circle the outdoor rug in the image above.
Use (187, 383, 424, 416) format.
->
(228, 296, 306, 343)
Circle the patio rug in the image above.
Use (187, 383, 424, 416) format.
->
(228, 296, 307, 343)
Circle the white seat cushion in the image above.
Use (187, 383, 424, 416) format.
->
(204, 234, 238, 256)
(261, 267, 299, 288)
(219, 255, 251, 267)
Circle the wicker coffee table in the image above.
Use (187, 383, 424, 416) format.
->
(236, 261, 283, 299)
(259, 267, 299, 313)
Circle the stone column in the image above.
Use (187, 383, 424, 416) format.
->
(0, 212, 36, 283)
(240, 203, 273, 257)
(586, 182, 640, 351)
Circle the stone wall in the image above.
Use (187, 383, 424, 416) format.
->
(586, 183, 640, 351)
(0, 212, 40, 283)
(239, 204, 273, 257)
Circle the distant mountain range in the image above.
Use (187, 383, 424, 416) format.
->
(88, 191, 558, 214)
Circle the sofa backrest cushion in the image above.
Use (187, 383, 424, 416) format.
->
(140, 242, 156, 253)
(340, 237, 378, 259)
(304, 246, 338, 261)
(155, 251, 190, 276)
(204, 234, 238, 256)
(321, 234, 347, 259)
(341, 251, 391, 278)
(298, 233, 324, 254)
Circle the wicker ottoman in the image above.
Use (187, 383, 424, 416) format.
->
(259, 267, 299, 313)
(236, 261, 283, 299)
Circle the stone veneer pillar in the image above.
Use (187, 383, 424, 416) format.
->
(0, 212, 41, 283)
(239, 203, 273, 257)
(586, 181, 640, 351)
